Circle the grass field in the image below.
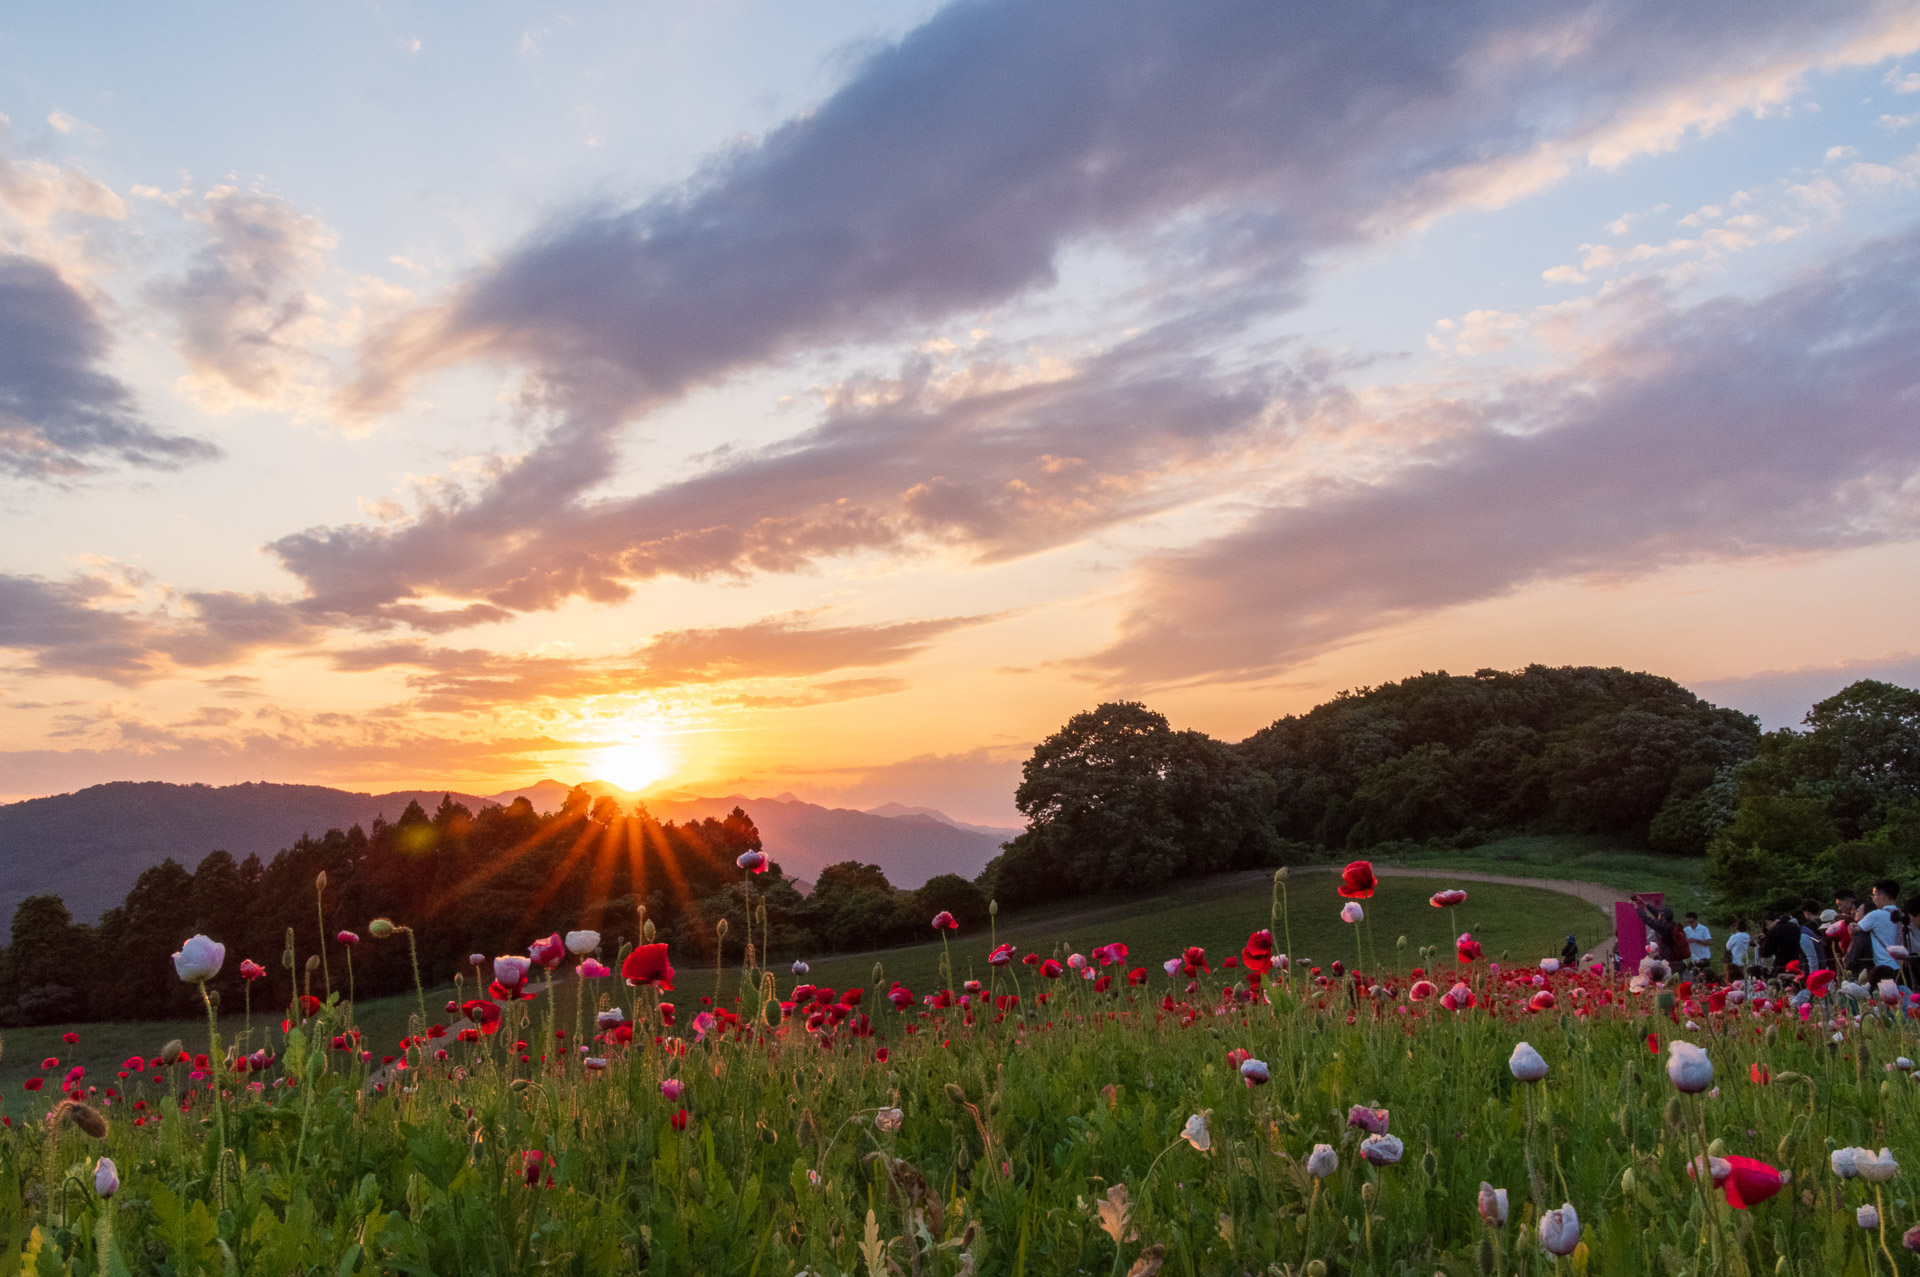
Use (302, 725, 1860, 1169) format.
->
(1373, 833, 1709, 912)
(1, 865, 1605, 1094)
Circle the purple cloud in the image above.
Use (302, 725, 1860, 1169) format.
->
(276, 0, 1913, 623)
(0, 254, 217, 478)
(1087, 224, 1920, 685)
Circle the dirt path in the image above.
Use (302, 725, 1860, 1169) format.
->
(1289, 864, 1625, 961)
(1288, 865, 1628, 913)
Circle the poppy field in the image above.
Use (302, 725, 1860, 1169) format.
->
(4, 863, 1917, 1276)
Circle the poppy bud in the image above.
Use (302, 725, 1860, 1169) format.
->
(369, 918, 395, 939)
(643, 920, 656, 942)
(305, 954, 320, 972)
(944, 1082, 968, 1105)
(989, 899, 998, 916)
(315, 870, 327, 892)
(716, 919, 728, 940)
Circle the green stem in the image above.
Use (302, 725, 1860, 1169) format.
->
(201, 983, 228, 1189)
(316, 885, 332, 997)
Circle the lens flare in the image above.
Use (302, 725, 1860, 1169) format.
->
(592, 737, 672, 791)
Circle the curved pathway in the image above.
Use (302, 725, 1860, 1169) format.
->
(1288, 864, 1626, 961)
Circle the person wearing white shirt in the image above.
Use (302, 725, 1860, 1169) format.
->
(1857, 878, 1907, 980)
(1682, 912, 1711, 972)
(1724, 920, 1753, 979)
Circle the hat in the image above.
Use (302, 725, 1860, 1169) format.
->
(1819, 909, 1838, 923)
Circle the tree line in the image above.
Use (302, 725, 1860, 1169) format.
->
(0, 789, 984, 1027)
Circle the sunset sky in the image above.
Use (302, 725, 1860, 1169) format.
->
(4, 1, 1919, 823)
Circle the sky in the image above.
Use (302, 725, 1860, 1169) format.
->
(3, 0, 1919, 824)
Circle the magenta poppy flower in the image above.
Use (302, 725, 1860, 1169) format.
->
(931, 911, 958, 931)
(578, 958, 611, 978)
(736, 850, 768, 873)
(527, 933, 566, 969)
(337, 931, 360, 946)
(1429, 889, 1467, 907)
(988, 943, 1015, 966)
(239, 959, 266, 981)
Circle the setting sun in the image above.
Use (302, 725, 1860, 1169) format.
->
(592, 737, 674, 792)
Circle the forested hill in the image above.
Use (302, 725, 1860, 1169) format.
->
(985, 666, 1762, 906)
(1237, 666, 1760, 851)
(0, 782, 494, 924)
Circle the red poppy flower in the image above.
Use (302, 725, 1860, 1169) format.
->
(1181, 946, 1210, 976)
(1456, 937, 1482, 965)
(1040, 959, 1064, 979)
(1338, 860, 1377, 899)
(22, 1078, 42, 1092)
(1750, 1062, 1770, 1085)
(521, 1150, 554, 1188)
(669, 1109, 690, 1132)
(61, 1032, 79, 1045)
(1022, 952, 1039, 966)
(874, 1047, 889, 1063)
(1528, 991, 1556, 1012)
(621, 942, 675, 991)
(1240, 929, 1276, 973)
(930, 911, 959, 931)
(988, 943, 1015, 966)
(1720, 1155, 1784, 1209)
(1429, 889, 1467, 907)
(886, 983, 913, 1011)
(1127, 967, 1147, 985)
(461, 1000, 504, 1034)
(1807, 969, 1835, 997)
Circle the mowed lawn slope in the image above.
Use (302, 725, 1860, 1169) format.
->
(798, 868, 1606, 1000)
(0, 868, 1606, 1093)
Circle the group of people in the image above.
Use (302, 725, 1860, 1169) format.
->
(1634, 878, 1917, 987)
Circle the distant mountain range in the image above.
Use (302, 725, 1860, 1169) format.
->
(0, 779, 1020, 924)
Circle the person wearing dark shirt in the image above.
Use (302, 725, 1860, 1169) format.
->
(1759, 910, 1806, 977)
(1561, 934, 1578, 967)
(1634, 901, 1685, 966)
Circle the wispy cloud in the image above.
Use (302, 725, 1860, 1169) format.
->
(150, 186, 342, 413)
(1087, 223, 1920, 685)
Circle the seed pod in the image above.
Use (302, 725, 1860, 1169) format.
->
(369, 918, 395, 939)
(60, 1100, 109, 1139)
